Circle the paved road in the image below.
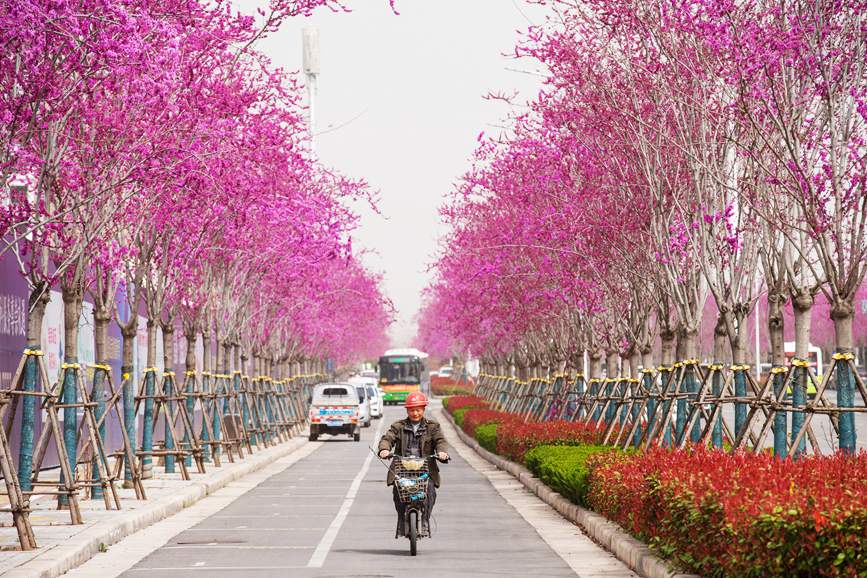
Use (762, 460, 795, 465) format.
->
(118, 402, 633, 577)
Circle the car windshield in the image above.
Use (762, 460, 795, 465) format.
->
(366, 386, 376, 397)
(356, 386, 366, 402)
(312, 386, 355, 405)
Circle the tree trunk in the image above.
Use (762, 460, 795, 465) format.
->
(120, 321, 136, 487)
(59, 286, 82, 506)
(712, 314, 728, 449)
(767, 291, 787, 458)
(90, 305, 110, 499)
(790, 290, 813, 457)
(200, 328, 212, 462)
(141, 318, 157, 479)
(162, 320, 175, 473)
(831, 298, 856, 453)
(604, 352, 618, 424)
(184, 330, 196, 468)
(18, 286, 50, 492)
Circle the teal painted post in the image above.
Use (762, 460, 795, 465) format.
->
(164, 374, 175, 473)
(674, 366, 687, 443)
(184, 374, 193, 468)
(211, 378, 222, 459)
(604, 380, 616, 424)
(686, 365, 701, 443)
(122, 366, 135, 484)
(662, 370, 673, 447)
(772, 368, 787, 458)
(836, 354, 856, 453)
(200, 375, 211, 462)
(711, 368, 723, 449)
(240, 375, 252, 445)
(644, 372, 656, 444)
(91, 366, 107, 500)
(790, 363, 807, 457)
(734, 367, 747, 438)
(141, 369, 155, 474)
(591, 380, 603, 422)
(59, 361, 78, 507)
(17, 349, 39, 492)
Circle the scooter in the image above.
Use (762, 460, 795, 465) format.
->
(373, 450, 449, 556)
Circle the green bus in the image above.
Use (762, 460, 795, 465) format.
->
(378, 351, 428, 405)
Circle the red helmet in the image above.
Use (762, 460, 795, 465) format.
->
(405, 392, 428, 409)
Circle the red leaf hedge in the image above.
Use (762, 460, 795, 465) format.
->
(496, 419, 608, 462)
(586, 447, 867, 577)
(443, 395, 488, 413)
(460, 409, 518, 437)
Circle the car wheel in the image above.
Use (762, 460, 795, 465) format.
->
(308, 433, 318, 441)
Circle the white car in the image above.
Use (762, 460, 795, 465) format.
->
(308, 383, 361, 441)
(355, 385, 372, 428)
(438, 366, 455, 379)
(366, 384, 383, 418)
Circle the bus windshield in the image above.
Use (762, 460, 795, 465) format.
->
(379, 356, 421, 384)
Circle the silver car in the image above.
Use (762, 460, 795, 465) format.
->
(355, 385, 372, 428)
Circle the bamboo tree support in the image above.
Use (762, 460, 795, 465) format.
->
(644, 366, 687, 449)
(76, 365, 145, 501)
(4, 351, 82, 524)
(219, 372, 246, 460)
(238, 373, 261, 448)
(31, 363, 118, 511)
(199, 371, 214, 463)
(563, 373, 585, 421)
(693, 364, 737, 449)
(182, 372, 219, 469)
(182, 371, 196, 468)
(229, 371, 253, 454)
(211, 373, 236, 463)
(729, 366, 775, 451)
(617, 376, 650, 449)
(137, 371, 205, 479)
(786, 354, 866, 456)
(0, 392, 36, 549)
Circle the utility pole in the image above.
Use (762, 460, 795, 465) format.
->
(302, 26, 320, 157)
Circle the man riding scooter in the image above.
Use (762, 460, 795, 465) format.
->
(378, 392, 450, 537)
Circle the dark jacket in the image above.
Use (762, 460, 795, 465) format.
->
(378, 417, 448, 487)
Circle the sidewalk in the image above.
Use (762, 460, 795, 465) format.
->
(0, 437, 309, 578)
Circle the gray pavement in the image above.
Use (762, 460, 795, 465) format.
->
(113, 403, 632, 577)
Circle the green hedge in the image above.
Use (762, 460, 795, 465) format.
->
(475, 423, 498, 453)
(452, 407, 470, 426)
(525, 445, 618, 506)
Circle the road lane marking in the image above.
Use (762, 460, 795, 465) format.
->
(64, 440, 322, 578)
(125, 566, 309, 572)
(306, 418, 386, 568)
(164, 545, 313, 550)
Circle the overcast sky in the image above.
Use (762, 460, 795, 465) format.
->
(249, 1, 545, 346)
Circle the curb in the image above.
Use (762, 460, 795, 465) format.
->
(6, 437, 309, 578)
(438, 409, 700, 578)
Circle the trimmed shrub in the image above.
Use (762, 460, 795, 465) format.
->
(585, 448, 867, 577)
(475, 423, 498, 453)
(496, 419, 608, 462)
(452, 407, 470, 426)
(525, 445, 618, 506)
(461, 409, 515, 437)
(443, 395, 487, 413)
